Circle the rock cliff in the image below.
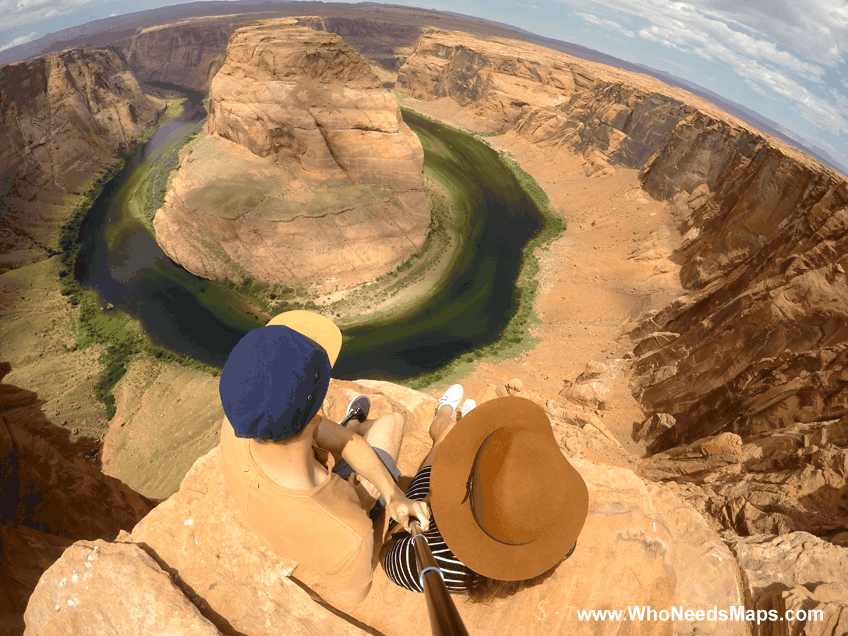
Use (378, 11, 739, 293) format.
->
(22, 379, 752, 636)
(0, 362, 155, 635)
(397, 29, 848, 460)
(153, 18, 430, 290)
(24, 378, 848, 635)
(115, 17, 238, 92)
(0, 48, 160, 270)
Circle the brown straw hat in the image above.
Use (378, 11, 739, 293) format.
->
(430, 396, 589, 581)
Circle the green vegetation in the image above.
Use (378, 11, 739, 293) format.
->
(57, 163, 125, 306)
(68, 288, 220, 419)
(143, 124, 203, 223)
(397, 111, 567, 391)
(138, 99, 185, 143)
(55, 109, 221, 420)
(127, 121, 203, 233)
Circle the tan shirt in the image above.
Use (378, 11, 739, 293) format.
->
(219, 417, 374, 599)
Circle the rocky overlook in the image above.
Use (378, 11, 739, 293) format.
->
(152, 18, 431, 289)
(23, 379, 848, 635)
(2, 13, 848, 636)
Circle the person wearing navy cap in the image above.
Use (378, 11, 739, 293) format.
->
(219, 310, 430, 607)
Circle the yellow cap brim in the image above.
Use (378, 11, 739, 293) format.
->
(266, 310, 342, 367)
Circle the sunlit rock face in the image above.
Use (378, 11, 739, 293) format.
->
(0, 48, 159, 269)
(399, 28, 848, 454)
(152, 18, 430, 290)
(116, 18, 236, 92)
(207, 18, 424, 189)
(25, 378, 755, 636)
(0, 48, 158, 194)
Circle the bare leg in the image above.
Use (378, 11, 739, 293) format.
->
(418, 386, 493, 470)
(351, 412, 404, 464)
(419, 405, 456, 470)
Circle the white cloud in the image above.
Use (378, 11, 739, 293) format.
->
(514, 2, 541, 9)
(0, 29, 37, 52)
(578, 12, 635, 38)
(0, 0, 106, 32)
(698, 0, 848, 66)
(572, 0, 847, 138)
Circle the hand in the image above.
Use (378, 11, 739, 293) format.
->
(386, 494, 430, 533)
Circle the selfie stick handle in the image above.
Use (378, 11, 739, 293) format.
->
(409, 521, 470, 636)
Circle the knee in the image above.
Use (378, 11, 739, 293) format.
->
(388, 411, 404, 432)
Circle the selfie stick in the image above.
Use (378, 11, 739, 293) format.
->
(408, 521, 470, 636)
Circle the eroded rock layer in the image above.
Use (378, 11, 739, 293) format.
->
(397, 29, 848, 456)
(0, 48, 158, 194)
(153, 18, 429, 289)
(0, 48, 159, 269)
(0, 362, 155, 635)
(25, 379, 755, 636)
(116, 17, 238, 92)
(208, 19, 424, 189)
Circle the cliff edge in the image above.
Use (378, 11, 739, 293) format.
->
(24, 379, 848, 635)
(0, 362, 155, 635)
(21, 379, 755, 636)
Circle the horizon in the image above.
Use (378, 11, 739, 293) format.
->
(1, 0, 847, 174)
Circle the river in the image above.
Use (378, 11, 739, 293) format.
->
(78, 90, 545, 381)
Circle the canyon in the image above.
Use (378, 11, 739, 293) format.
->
(1, 9, 847, 636)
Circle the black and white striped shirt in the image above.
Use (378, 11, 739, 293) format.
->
(382, 466, 473, 593)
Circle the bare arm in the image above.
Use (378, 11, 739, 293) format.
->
(314, 417, 430, 531)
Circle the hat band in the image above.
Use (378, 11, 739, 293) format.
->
(461, 429, 535, 547)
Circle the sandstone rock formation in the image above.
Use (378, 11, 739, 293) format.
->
(728, 533, 848, 636)
(639, 416, 848, 540)
(397, 27, 848, 466)
(116, 17, 238, 92)
(207, 19, 423, 189)
(25, 378, 756, 636)
(152, 18, 431, 290)
(1, 362, 155, 635)
(0, 48, 160, 270)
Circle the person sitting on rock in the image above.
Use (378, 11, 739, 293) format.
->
(382, 384, 589, 601)
(218, 310, 430, 607)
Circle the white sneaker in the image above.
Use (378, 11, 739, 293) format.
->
(437, 384, 464, 416)
(459, 399, 476, 419)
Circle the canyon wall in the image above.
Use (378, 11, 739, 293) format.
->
(115, 18, 239, 92)
(0, 48, 158, 194)
(0, 47, 160, 271)
(322, 16, 421, 71)
(397, 29, 848, 455)
(24, 377, 848, 635)
(153, 18, 431, 290)
(0, 362, 155, 635)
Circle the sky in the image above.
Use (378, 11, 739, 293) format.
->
(2, 0, 847, 172)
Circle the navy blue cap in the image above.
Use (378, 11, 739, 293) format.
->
(219, 325, 331, 441)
